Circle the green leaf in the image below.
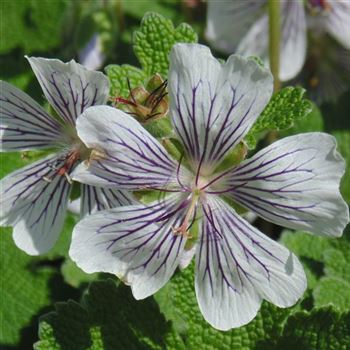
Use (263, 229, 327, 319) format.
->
(313, 278, 350, 310)
(0, 152, 78, 346)
(275, 307, 350, 349)
(0, 0, 68, 54)
(323, 239, 350, 283)
(312, 234, 350, 311)
(280, 230, 332, 262)
(332, 131, 350, 203)
(155, 264, 294, 349)
(246, 87, 313, 148)
(0, 229, 75, 346)
(281, 229, 350, 310)
(133, 12, 198, 77)
(105, 64, 147, 98)
(35, 280, 184, 350)
(280, 102, 324, 136)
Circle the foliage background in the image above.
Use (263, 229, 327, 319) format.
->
(0, 0, 349, 349)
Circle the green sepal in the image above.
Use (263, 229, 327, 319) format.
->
(213, 141, 248, 173)
(143, 116, 173, 138)
(69, 181, 81, 201)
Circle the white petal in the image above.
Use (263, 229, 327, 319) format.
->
(68, 197, 80, 215)
(195, 196, 306, 330)
(79, 33, 105, 70)
(0, 81, 63, 151)
(73, 105, 183, 190)
(221, 133, 349, 237)
(80, 184, 137, 217)
(325, 1, 350, 50)
(70, 194, 189, 299)
(26, 56, 109, 125)
(238, 1, 307, 81)
(169, 43, 273, 171)
(179, 244, 196, 270)
(0, 154, 71, 255)
(205, 0, 266, 54)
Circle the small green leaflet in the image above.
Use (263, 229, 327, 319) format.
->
(246, 87, 313, 148)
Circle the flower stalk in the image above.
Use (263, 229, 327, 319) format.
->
(268, 0, 281, 92)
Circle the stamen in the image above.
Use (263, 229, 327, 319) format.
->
(172, 194, 198, 237)
(64, 172, 73, 184)
(86, 148, 106, 166)
(43, 149, 80, 184)
(43, 176, 53, 183)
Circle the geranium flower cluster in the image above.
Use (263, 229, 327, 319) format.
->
(1, 43, 348, 330)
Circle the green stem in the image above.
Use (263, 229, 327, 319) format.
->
(268, 0, 281, 92)
(115, 0, 125, 33)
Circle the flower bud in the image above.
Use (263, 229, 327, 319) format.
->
(112, 74, 169, 123)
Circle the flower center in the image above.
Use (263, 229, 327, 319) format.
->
(307, 0, 331, 14)
(43, 137, 91, 184)
(172, 176, 209, 238)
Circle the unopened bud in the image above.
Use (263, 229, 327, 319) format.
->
(112, 74, 169, 123)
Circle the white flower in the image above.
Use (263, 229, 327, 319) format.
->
(69, 43, 349, 330)
(79, 33, 105, 70)
(0, 57, 134, 255)
(206, 0, 350, 81)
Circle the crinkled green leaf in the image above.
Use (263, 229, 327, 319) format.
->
(133, 12, 197, 77)
(246, 87, 313, 148)
(0, 0, 68, 54)
(280, 102, 324, 136)
(155, 264, 294, 349)
(313, 278, 350, 310)
(280, 230, 331, 262)
(323, 239, 350, 283)
(332, 131, 350, 203)
(281, 229, 350, 310)
(35, 279, 184, 350)
(105, 64, 147, 98)
(275, 306, 350, 349)
(312, 234, 350, 311)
